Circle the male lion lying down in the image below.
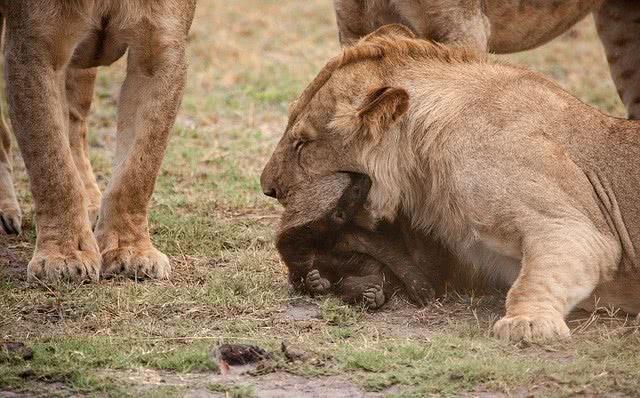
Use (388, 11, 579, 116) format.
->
(262, 25, 640, 341)
(276, 172, 438, 308)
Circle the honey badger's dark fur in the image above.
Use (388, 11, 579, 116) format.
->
(276, 172, 436, 308)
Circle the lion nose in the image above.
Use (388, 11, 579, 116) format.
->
(260, 163, 279, 199)
(263, 187, 277, 198)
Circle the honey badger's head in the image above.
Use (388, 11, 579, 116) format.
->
(277, 172, 371, 234)
(275, 172, 371, 287)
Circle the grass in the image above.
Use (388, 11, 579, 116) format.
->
(208, 383, 256, 398)
(1, 0, 636, 396)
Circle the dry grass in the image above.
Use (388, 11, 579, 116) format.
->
(1, 1, 638, 397)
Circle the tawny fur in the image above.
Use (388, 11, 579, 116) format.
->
(0, 12, 20, 235)
(0, 0, 196, 282)
(261, 25, 640, 342)
(333, 0, 640, 119)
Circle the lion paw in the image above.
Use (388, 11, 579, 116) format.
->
(101, 245, 171, 279)
(362, 285, 385, 309)
(0, 163, 21, 235)
(0, 204, 21, 235)
(27, 234, 101, 282)
(305, 269, 330, 294)
(493, 314, 570, 342)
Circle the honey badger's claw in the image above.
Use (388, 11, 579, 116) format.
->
(305, 269, 331, 294)
(362, 285, 385, 309)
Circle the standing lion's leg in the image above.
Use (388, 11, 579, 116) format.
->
(0, 12, 21, 235)
(594, 1, 640, 119)
(0, 100, 20, 235)
(493, 223, 620, 342)
(95, 14, 192, 279)
(393, 0, 490, 50)
(333, 0, 374, 46)
(4, 5, 100, 281)
(333, 0, 490, 48)
(66, 67, 101, 228)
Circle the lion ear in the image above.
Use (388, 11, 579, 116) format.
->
(362, 24, 416, 42)
(357, 86, 409, 134)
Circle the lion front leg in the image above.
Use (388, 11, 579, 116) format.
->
(4, 8, 100, 281)
(0, 12, 21, 236)
(66, 67, 102, 228)
(0, 105, 20, 235)
(95, 18, 192, 280)
(493, 223, 620, 342)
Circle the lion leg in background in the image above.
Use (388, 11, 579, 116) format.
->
(393, 0, 490, 50)
(66, 67, 101, 228)
(0, 99, 20, 235)
(95, 11, 193, 279)
(333, 0, 490, 49)
(0, 13, 20, 235)
(333, 0, 394, 46)
(493, 224, 619, 341)
(4, 5, 100, 281)
(594, 0, 640, 119)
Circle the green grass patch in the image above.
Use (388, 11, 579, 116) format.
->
(208, 383, 257, 398)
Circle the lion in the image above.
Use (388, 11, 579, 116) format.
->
(0, 1, 197, 282)
(0, 108, 19, 235)
(0, 14, 20, 235)
(261, 25, 640, 341)
(333, 0, 640, 119)
(276, 172, 437, 308)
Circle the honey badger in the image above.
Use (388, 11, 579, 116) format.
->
(276, 172, 435, 308)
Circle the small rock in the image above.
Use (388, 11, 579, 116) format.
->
(281, 341, 310, 363)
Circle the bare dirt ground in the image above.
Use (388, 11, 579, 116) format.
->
(2, 1, 640, 397)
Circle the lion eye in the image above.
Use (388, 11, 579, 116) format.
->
(294, 140, 305, 152)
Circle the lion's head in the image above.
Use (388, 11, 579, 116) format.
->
(261, 24, 483, 222)
(262, 26, 430, 217)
